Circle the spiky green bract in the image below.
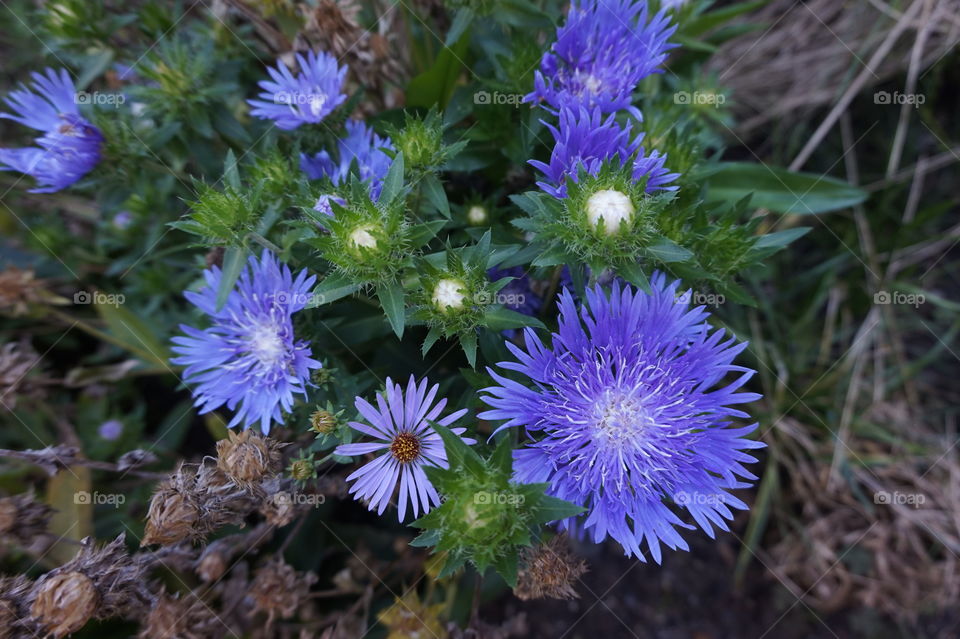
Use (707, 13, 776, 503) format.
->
(411, 425, 584, 587)
(512, 161, 682, 279)
(414, 232, 546, 366)
(175, 179, 263, 246)
(309, 179, 410, 284)
(387, 107, 467, 177)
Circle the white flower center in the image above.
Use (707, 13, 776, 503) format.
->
(432, 279, 467, 311)
(592, 391, 654, 448)
(306, 92, 327, 118)
(349, 226, 377, 249)
(248, 322, 286, 367)
(586, 189, 634, 235)
(467, 205, 487, 225)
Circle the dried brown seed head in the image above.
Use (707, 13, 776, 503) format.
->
(216, 429, 283, 487)
(143, 482, 200, 546)
(249, 558, 316, 626)
(514, 536, 587, 601)
(30, 572, 98, 638)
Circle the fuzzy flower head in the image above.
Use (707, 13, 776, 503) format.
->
(171, 250, 321, 433)
(479, 275, 764, 561)
(301, 120, 395, 200)
(526, 0, 675, 117)
(335, 376, 475, 521)
(530, 108, 678, 199)
(0, 68, 103, 193)
(247, 51, 347, 130)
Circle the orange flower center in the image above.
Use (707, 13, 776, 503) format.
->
(390, 432, 421, 464)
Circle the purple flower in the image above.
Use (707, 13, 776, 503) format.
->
(171, 250, 321, 433)
(247, 51, 347, 130)
(313, 194, 346, 223)
(479, 275, 764, 561)
(525, 0, 675, 117)
(97, 419, 124, 441)
(301, 120, 394, 200)
(335, 376, 475, 521)
(0, 68, 103, 193)
(530, 107, 678, 198)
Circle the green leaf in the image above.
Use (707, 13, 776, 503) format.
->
(223, 149, 241, 190)
(432, 422, 485, 474)
(421, 173, 450, 218)
(492, 551, 519, 588)
(617, 261, 651, 293)
(216, 245, 248, 310)
(444, 8, 474, 47)
(752, 226, 811, 250)
(705, 162, 867, 214)
(408, 219, 448, 248)
(459, 331, 477, 368)
(95, 301, 169, 367)
(406, 36, 470, 109)
(379, 151, 405, 202)
(483, 306, 545, 330)
(310, 272, 360, 307)
(410, 528, 441, 547)
(528, 493, 586, 525)
(377, 280, 406, 338)
(422, 326, 443, 356)
(683, 0, 767, 37)
(645, 238, 694, 263)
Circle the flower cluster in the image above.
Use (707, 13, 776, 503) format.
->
(171, 250, 321, 433)
(525, 0, 675, 118)
(480, 275, 764, 561)
(530, 107, 678, 198)
(247, 51, 347, 130)
(0, 68, 103, 192)
(301, 119, 395, 203)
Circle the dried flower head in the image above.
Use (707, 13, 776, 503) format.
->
(0, 576, 35, 636)
(30, 572, 97, 638)
(514, 536, 587, 601)
(29, 535, 150, 636)
(260, 491, 298, 527)
(249, 558, 317, 627)
(0, 493, 53, 547)
(140, 592, 223, 639)
(0, 268, 53, 316)
(216, 429, 284, 487)
(143, 463, 253, 546)
(0, 340, 45, 408)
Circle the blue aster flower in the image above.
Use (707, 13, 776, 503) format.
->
(301, 120, 395, 200)
(0, 68, 103, 193)
(247, 51, 347, 130)
(171, 250, 321, 433)
(479, 275, 764, 561)
(525, 0, 675, 117)
(530, 107, 678, 198)
(335, 376, 475, 521)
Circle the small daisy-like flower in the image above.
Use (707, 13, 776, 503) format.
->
(301, 120, 395, 200)
(247, 51, 347, 130)
(530, 107, 678, 198)
(525, 0, 675, 117)
(171, 250, 321, 433)
(479, 275, 764, 561)
(335, 376, 475, 521)
(0, 68, 103, 193)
